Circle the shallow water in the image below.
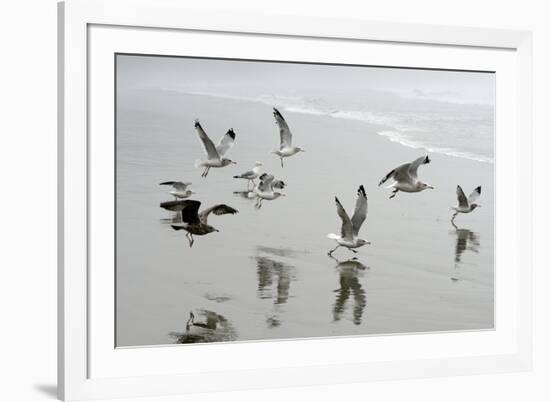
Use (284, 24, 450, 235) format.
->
(115, 90, 494, 347)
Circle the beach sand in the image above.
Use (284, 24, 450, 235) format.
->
(116, 90, 494, 347)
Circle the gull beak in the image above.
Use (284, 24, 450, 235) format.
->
(231, 161, 237, 165)
(428, 185, 435, 190)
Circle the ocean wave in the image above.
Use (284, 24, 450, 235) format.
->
(180, 90, 494, 164)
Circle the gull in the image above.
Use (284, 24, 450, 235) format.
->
(378, 155, 434, 199)
(451, 185, 481, 223)
(250, 173, 286, 209)
(233, 161, 263, 189)
(327, 185, 370, 256)
(271, 108, 304, 167)
(170, 200, 238, 247)
(193, 119, 236, 177)
(159, 181, 194, 199)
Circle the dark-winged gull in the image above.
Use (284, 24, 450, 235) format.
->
(233, 161, 263, 188)
(451, 185, 481, 223)
(159, 181, 194, 199)
(378, 155, 434, 199)
(271, 108, 304, 167)
(170, 200, 238, 247)
(193, 119, 237, 177)
(327, 185, 370, 256)
(249, 173, 286, 209)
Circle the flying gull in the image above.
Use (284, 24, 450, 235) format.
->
(327, 185, 370, 256)
(159, 181, 194, 199)
(170, 200, 238, 247)
(250, 173, 286, 209)
(193, 119, 237, 177)
(378, 155, 434, 199)
(271, 108, 304, 167)
(451, 185, 481, 223)
(233, 161, 264, 188)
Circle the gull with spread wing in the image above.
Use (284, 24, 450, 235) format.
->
(378, 155, 434, 199)
(170, 200, 238, 247)
(249, 173, 286, 209)
(451, 185, 481, 223)
(193, 119, 237, 177)
(159, 181, 194, 200)
(327, 185, 370, 256)
(271, 108, 304, 167)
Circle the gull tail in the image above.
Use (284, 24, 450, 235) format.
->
(194, 159, 204, 169)
(327, 233, 340, 240)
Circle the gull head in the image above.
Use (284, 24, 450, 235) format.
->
(295, 147, 305, 153)
(471, 203, 481, 211)
(418, 182, 434, 191)
(356, 239, 371, 247)
(221, 158, 237, 166)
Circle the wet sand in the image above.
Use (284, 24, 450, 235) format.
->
(116, 90, 494, 347)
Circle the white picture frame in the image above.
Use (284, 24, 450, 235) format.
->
(58, 0, 533, 400)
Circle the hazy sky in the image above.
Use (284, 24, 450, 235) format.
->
(117, 54, 495, 106)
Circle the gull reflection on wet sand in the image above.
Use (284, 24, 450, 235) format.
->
(451, 222, 480, 281)
(170, 309, 237, 344)
(254, 246, 298, 327)
(330, 257, 367, 325)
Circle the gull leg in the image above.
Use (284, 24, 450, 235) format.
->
(350, 249, 358, 254)
(189, 234, 194, 248)
(201, 167, 207, 177)
(451, 212, 458, 224)
(204, 167, 210, 177)
(185, 232, 192, 247)
(389, 188, 398, 199)
(280, 157, 284, 168)
(328, 245, 340, 256)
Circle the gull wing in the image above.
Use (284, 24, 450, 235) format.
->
(160, 181, 191, 191)
(180, 200, 202, 224)
(258, 173, 275, 192)
(273, 108, 292, 149)
(194, 119, 220, 161)
(468, 186, 481, 205)
(272, 179, 286, 190)
(234, 169, 255, 179)
(335, 197, 353, 240)
(408, 155, 430, 179)
(216, 128, 236, 157)
(199, 204, 239, 223)
(456, 185, 469, 208)
(351, 185, 368, 236)
(379, 162, 410, 186)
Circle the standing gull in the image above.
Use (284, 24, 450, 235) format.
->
(170, 200, 238, 247)
(271, 108, 304, 167)
(193, 119, 237, 177)
(159, 181, 194, 200)
(451, 185, 481, 223)
(250, 173, 286, 209)
(233, 161, 263, 189)
(378, 155, 434, 199)
(327, 185, 370, 256)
